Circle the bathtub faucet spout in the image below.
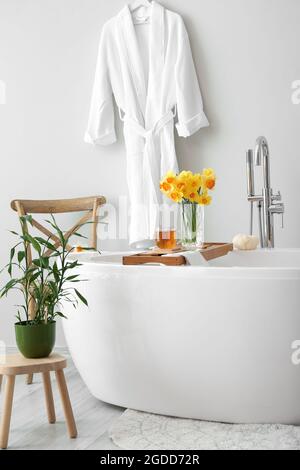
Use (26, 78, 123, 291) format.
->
(254, 136, 270, 189)
(246, 136, 284, 248)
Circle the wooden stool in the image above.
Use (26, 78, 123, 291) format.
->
(0, 354, 77, 449)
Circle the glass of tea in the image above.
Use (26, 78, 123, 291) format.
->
(156, 229, 177, 250)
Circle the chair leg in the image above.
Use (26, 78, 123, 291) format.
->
(42, 372, 56, 424)
(55, 369, 77, 438)
(0, 375, 15, 449)
(26, 373, 33, 385)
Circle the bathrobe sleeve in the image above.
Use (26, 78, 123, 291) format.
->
(175, 19, 209, 138)
(84, 25, 116, 145)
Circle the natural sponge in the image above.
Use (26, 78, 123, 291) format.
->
(232, 234, 259, 251)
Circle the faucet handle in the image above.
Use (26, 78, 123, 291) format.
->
(270, 202, 285, 230)
(272, 190, 281, 202)
(269, 202, 285, 229)
(269, 202, 284, 213)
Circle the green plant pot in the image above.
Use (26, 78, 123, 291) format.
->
(15, 321, 56, 358)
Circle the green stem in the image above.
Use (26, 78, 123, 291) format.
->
(20, 219, 30, 322)
(181, 201, 199, 245)
(192, 203, 196, 239)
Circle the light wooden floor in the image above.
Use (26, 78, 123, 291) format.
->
(0, 358, 124, 450)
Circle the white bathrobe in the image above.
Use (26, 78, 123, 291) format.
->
(85, 1, 209, 247)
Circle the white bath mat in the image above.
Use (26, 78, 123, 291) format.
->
(110, 409, 300, 450)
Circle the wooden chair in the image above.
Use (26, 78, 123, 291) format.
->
(11, 196, 106, 254)
(10, 196, 106, 385)
(0, 354, 77, 449)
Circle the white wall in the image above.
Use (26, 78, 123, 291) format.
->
(0, 0, 299, 347)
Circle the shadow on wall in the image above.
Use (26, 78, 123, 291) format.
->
(172, 7, 218, 172)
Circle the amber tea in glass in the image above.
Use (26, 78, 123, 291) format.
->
(156, 229, 177, 250)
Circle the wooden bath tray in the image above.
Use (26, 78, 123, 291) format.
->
(198, 242, 234, 261)
(122, 243, 233, 266)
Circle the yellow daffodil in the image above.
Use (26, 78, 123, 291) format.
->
(178, 171, 193, 183)
(201, 172, 216, 191)
(198, 194, 212, 205)
(203, 168, 215, 178)
(205, 177, 216, 190)
(189, 173, 202, 191)
(187, 191, 197, 202)
(187, 173, 202, 192)
(165, 170, 177, 185)
(177, 171, 199, 198)
(160, 181, 172, 193)
(160, 169, 216, 205)
(170, 190, 183, 203)
(176, 181, 186, 191)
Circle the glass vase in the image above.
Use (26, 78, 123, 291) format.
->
(180, 202, 204, 250)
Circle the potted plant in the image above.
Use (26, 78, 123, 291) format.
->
(0, 215, 89, 358)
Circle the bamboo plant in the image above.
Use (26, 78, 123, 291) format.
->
(0, 215, 89, 324)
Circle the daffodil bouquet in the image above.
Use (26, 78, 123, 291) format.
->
(160, 169, 216, 204)
(160, 169, 216, 248)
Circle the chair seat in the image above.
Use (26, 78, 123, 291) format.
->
(0, 354, 66, 376)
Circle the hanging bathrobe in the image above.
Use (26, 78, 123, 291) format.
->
(84, 1, 209, 247)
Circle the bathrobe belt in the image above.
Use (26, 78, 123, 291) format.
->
(119, 109, 176, 235)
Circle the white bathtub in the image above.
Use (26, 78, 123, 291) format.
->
(62, 249, 300, 424)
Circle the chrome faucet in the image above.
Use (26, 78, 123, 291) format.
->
(246, 136, 284, 248)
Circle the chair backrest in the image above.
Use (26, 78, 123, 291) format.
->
(11, 196, 106, 262)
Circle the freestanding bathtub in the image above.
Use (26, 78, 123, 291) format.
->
(62, 249, 300, 424)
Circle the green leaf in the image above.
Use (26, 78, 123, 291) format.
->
(35, 237, 57, 252)
(10, 246, 15, 262)
(49, 280, 58, 291)
(54, 311, 67, 319)
(52, 262, 60, 283)
(9, 230, 19, 236)
(5, 279, 17, 289)
(65, 274, 80, 281)
(33, 257, 47, 270)
(28, 271, 41, 283)
(20, 214, 33, 225)
(65, 261, 79, 270)
(8, 263, 12, 276)
(73, 232, 88, 239)
(47, 215, 65, 246)
(17, 251, 25, 264)
(16, 311, 22, 323)
(25, 266, 38, 275)
(74, 289, 88, 306)
(40, 257, 49, 269)
(22, 233, 41, 254)
(0, 278, 19, 297)
(32, 259, 42, 268)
